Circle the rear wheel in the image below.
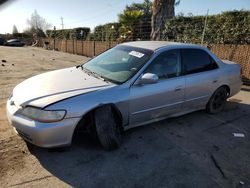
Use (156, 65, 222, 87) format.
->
(206, 87, 228, 114)
(94, 106, 122, 150)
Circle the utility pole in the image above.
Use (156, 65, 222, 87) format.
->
(60, 17, 64, 29)
(201, 9, 209, 46)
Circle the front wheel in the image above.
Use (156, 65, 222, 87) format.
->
(206, 87, 228, 114)
(94, 106, 122, 150)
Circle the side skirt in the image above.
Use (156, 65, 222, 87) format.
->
(124, 107, 205, 131)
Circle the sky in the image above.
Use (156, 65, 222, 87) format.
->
(0, 0, 249, 34)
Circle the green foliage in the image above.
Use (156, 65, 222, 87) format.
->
(118, 0, 152, 40)
(8, 32, 30, 39)
(93, 22, 121, 41)
(46, 27, 90, 40)
(12, 25, 19, 38)
(12, 25, 18, 34)
(86, 33, 95, 41)
(74, 27, 91, 40)
(119, 10, 144, 27)
(163, 10, 250, 44)
(24, 27, 46, 38)
(126, 0, 152, 17)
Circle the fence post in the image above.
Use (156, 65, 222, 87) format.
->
(59, 39, 61, 51)
(65, 39, 67, 53)
(82, 39, 84, 56)
(75, 39, 77, 54)
(53, 26, 56, 50)
(73, 40, 74, 54)
(93, 41, 96, 57)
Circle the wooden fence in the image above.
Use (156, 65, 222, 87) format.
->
(38, 39, 250, 80)
(210, 44, 250, 81)
(38, 38, 118, 57)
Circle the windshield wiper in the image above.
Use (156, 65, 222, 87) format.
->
(90, 72, 110, 83)
(79, 67, 111, 83)
(77, 65, 114, 83)
(76, 64, 83, 70)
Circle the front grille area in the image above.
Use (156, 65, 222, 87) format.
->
(15, 129, 33, 142)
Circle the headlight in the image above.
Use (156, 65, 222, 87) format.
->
(18, 106, 66, 123)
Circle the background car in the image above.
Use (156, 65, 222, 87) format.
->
(5, 39, 25, 46)
(0, 37, 5, 45)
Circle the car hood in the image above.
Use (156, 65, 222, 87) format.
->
(11, 67, 113, 108)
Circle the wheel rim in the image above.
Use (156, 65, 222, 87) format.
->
(212, 90, 227, 110)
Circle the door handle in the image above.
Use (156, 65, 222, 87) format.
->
(174, 87, 182, 92)
(213, 80, 218, 83)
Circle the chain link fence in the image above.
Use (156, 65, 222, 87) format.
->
(37, 38, 250, 81)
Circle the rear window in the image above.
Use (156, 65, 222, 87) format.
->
(181, 49, 218, 74)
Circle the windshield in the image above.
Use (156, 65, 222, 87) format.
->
(82, 45, 153, 84)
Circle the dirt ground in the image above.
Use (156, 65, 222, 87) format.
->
(0, 46, 250, 188)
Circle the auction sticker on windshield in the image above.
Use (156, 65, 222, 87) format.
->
(129, 51, 145, 58)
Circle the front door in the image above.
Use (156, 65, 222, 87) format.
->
(129, 49, 185, 126)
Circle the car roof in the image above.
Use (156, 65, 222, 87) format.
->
(120, 41, 203, 51)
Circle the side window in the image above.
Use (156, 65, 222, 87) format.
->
(181, 49, 218, 74)
(145, 50, 181, 79)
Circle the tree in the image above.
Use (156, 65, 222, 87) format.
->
(119, 10, 143, 40)
(151, 0, 180, 40)
(126, 0, 152, 16)
(162, 10, 250, 44)
(24, 27, 46, 38)
(46, 27, 90, 40)
(12, 25, 18, 34)
(93, 23, 121, 41)
(26, 10, 51, 37)
(125, 0, 153, 39)
(117, 0, 153, 41)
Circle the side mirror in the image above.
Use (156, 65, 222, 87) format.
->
(139, 73, 159, 85)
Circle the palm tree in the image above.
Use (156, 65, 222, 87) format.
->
(151, 0, 180, 40)
(119, 10, 143, 41)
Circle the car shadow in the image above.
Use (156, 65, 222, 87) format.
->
(28, 100, 250, 188)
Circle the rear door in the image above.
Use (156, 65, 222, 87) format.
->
(181, 48, 220, 110)
(129, 49, 185, 126)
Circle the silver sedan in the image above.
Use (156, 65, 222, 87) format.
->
(6, 41, 242, 150)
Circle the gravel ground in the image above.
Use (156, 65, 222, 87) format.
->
(0, 46, 250, 188)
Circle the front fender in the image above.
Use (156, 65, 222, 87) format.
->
(45, 86, 130, 126)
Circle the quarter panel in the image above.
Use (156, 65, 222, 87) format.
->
(183, 61, 242, 111)
(183, 69, 222, 109)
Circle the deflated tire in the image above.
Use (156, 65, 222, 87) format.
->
(94, 106, 122, 150)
